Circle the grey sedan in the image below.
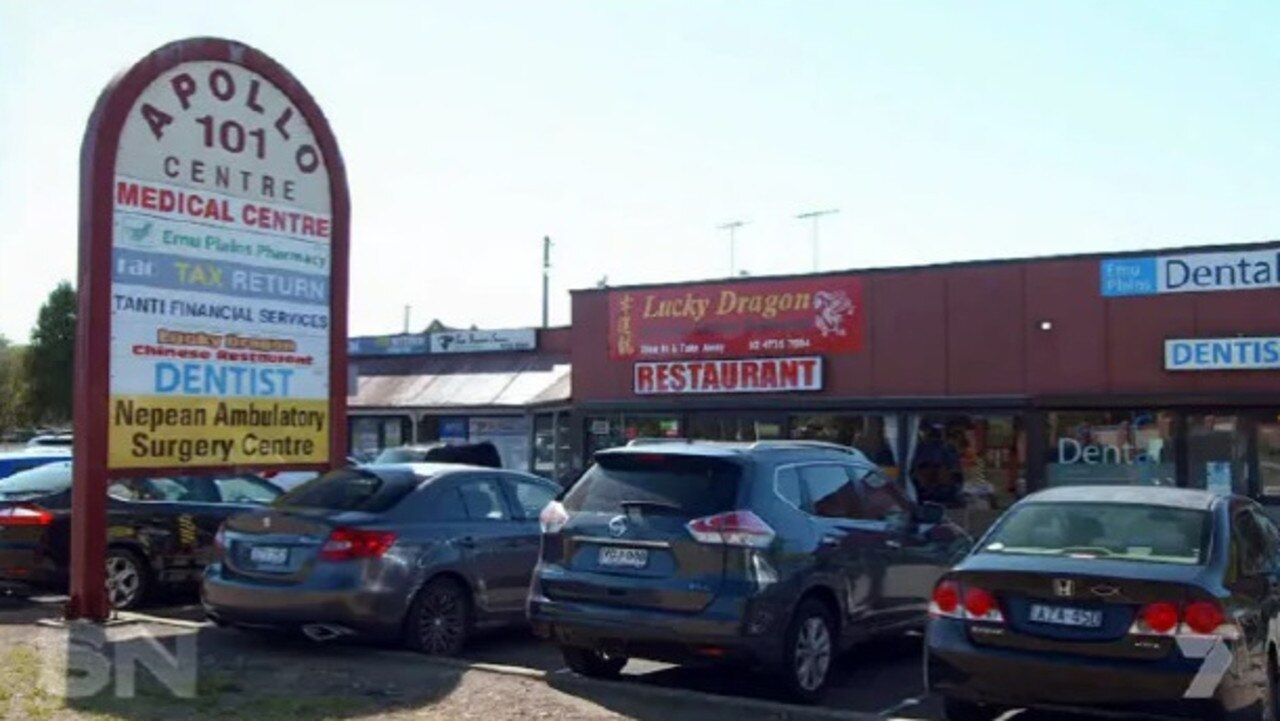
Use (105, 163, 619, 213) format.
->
(202, 463, 560, 655)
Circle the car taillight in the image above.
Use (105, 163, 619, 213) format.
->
(320, 528, 397, 562)
(1137, 602, 1180, 635)
(963, 586, 1004, 622)
(539, 501, 570, 534)
(1184, 601, 1227, 635)
(930, 580, 961, 618)
(929, 579, 1003, 623)
(214, 527, 226, 555)
(686, 510, 775, 548)
(0, 505, 54, 526)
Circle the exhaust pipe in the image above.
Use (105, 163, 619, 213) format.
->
(301, 624, 352, 643)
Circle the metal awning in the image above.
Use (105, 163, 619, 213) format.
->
(348, 353, 571, 410)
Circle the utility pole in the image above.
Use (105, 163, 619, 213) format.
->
(542, 236, 552, 328)
(718, 220, 748, 277)
(795, 208, 839, 272)
(403, 305, 411, 334)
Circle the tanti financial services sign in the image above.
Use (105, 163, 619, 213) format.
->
(1100, 248, 1280, 297)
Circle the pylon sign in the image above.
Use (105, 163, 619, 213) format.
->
(71, 38, 350, 620)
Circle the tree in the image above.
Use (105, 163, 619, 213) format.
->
(0, 342, 33, 433)
(26, 282, 77, 425)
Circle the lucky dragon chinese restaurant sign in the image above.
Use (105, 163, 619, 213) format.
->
(608, 276, 863, 360)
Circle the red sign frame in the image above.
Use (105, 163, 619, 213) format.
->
(608, 276, 863, 361)
(70, 38, 350, 620)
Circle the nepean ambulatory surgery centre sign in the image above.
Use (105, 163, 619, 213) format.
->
(108, 61, 333, 469)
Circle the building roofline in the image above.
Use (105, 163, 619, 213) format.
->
(571, 237, 1280, 295)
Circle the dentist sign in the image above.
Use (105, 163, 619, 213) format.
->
(1101, 248, 1280, 297)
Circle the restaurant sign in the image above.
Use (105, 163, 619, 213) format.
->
(609, 276, 863, 360)
(633, 356, 823, 395)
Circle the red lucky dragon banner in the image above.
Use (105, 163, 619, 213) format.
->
(609, 276, 863, 360)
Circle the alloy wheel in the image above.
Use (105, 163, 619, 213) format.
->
(105, 554, 142, 609)
(416, 587, 465, 655)
(793, 616, 832, 692)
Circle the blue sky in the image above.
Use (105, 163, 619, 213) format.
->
(1, 0, 1277, 340)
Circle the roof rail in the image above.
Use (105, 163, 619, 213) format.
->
(748, 440, 859, 454)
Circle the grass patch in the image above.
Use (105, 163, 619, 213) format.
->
(0, 644, 61, 721)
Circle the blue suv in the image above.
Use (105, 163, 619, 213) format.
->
(528, 439, 972, 702)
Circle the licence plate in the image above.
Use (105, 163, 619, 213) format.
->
(598, 547, 648, 569)
(249, 546, 289, 566)
(1029, 604, 1102, 628)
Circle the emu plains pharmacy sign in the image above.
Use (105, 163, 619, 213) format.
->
(73, 38, 349, 619)
(1101, 248, 1280, 297)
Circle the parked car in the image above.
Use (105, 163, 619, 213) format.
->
(26, 433, 73, 448)
(202, 463, 561, 654)
(0, 462, 283, 609)
(374, 442, 502, 468)
(527, 439, 971, 702)
(926, 486, 1280, 721)
(257, 456, 367, 491)
(0, 447, 71, 480)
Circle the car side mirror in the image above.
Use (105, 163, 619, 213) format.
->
(917, 502, 946, 525)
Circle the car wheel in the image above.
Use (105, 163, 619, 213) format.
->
(942, 697, 1002, 721)
(782, 599, 835, 703)
(406, 578, 471, 656)
(105, 548, 148, 611)
(561, 645, 627, 679)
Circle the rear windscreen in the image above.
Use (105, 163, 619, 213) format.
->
(982, 502, 1209, 565)
(275, 468, 418, 513)
(563, 453, 742, 518)
(0, 462, 72, 500)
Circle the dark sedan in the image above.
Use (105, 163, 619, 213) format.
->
(202, 463, 560, 655)
(926, 486, 1280, 721)
(0, 462, 283, 609)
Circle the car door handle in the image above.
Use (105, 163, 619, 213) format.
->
(457, 536, 477, 549)
(820, 535, 841, 548)
(884, 539, 903, 549)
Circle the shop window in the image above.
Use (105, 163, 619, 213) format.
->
(1257, 419, 1280, 498)
(909, 415, 1025, 510)
(791, 414, 899, 473)
(1045, 411, 1176, 489)
(689, 414, 783, 442)
(1186, 414, 1249, 495)
(533, 413, 575, 482)
(585, 415, 682, 459)
(417, 416, 441, 445)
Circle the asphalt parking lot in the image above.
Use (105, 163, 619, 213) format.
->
(0, 593, 1098, 721)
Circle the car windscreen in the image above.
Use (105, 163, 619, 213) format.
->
(980, 501, 1209, 565)
(0, 462, 73, 500)
(274, 468, 419, 513)
(563, 453, 742, 519)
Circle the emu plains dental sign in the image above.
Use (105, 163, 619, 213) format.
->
(72, 38, 350, 620)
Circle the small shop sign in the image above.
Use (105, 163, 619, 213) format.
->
(1101, 247, 1280, 297)
(633, 356, 822, 395)
(1165, 337, 1280, 371)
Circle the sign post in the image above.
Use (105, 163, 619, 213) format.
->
(70, 38, 349, 621)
